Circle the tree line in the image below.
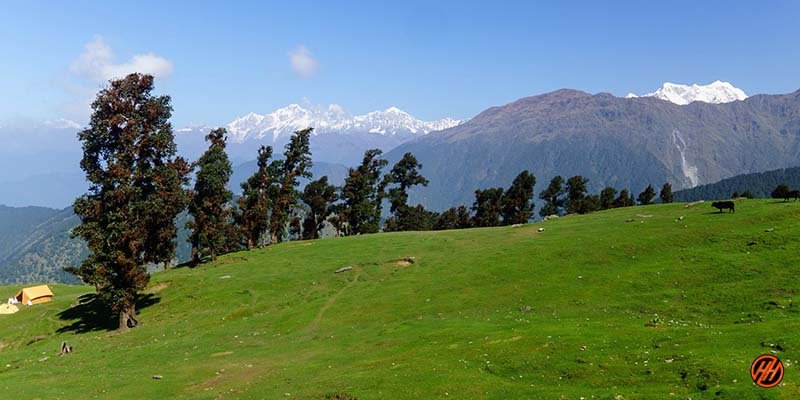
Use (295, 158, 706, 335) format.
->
(69, 74, 678, 330)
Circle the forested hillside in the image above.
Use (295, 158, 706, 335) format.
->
(674, 166, 800, 201)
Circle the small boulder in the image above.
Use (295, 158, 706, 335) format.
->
(335, 266, 353, 274)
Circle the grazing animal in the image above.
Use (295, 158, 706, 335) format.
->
(711, 201, 735, 213)
(785, 190, 800, 202)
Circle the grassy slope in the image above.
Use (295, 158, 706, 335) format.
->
(1, 199, 799, 399)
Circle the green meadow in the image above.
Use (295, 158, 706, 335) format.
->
(1, 199, 798, 399)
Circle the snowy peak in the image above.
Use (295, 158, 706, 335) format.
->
(226, 104, 462, 143)
(630, 81, 748, 105)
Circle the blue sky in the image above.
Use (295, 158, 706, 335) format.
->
(1, 0, 799, 126)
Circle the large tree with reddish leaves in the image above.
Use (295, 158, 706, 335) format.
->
(71, 73, 189, 331)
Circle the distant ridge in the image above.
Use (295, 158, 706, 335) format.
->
(674, 166, 800, 202)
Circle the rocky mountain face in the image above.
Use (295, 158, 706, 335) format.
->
(387, 88, 800, 210)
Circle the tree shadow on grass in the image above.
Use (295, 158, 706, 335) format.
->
(56, 293, 160, 334)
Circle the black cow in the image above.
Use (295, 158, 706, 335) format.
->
(785, 190, 800, 202)
(712, 201, 735, 213)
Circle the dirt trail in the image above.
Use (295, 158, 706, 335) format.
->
(306, 268, 362, 331)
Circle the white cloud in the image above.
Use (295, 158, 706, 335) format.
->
(288, 45, 319, 79)
(71, 36, 174, 82)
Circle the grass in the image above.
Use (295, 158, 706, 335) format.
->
(1, 199, 799, 399)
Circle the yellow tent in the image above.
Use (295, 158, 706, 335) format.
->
(15, 285, 54, 305)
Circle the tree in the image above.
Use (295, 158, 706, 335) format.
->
(387, 205, 438, 231)
(341, 149, 388, 235)
(582, 194, 600, 213)
(599, 187, 617, 210)
(638, 184, 656, 205)
(384, 153, 429, 214)
(435, 205, 472, 230)
(539, 176, 566, 217)
(741, 190, 754, 199)
(565, 175, 589, 214)
(660, 182, 674, 204)
(71, 73, 189, 330)
(501, 170, 536, 224)
(472, 188, 504, 227)
(238, 146, 277, 248)
(187, 128, 235, 265)
(269, 128, 313, 244)
(613, 189, 635, 208)
(300, 176, 338, 240)
(772, 184, 791, 200)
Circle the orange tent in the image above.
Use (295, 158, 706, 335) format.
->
(15, 285, 54, 305)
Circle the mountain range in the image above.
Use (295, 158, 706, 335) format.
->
(4, 81, 800, 284)
(388, 86, 800, 210)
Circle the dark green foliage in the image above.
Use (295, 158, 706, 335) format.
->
(237, 146, 277, 248)
(539, 176, 565, 217)
(599, 187, 617, 210)
(187, 128, 236, 264)
(565, 175, 589, 214)
(741, 190, 754, 199)
(71, 73, 189, 330)
(637, 184, 656, 205)
(435, 205, 472, 230)
(385, 205, 438, 232)
(501, 170, 535, 224)
(300, 176, 338, 240)
(674, 167, 800, 202)
(582, 194, 600, 213)
(269, 128, 314, 244)
(471, 187, 504, 227)
(659, 182, 674, 203)
(772, 184, 791, 200)
(383, 152, 430, 231)
(384, 152, 429, 214)
(613, 189, 635, 208)
(341, 149, 388, 235)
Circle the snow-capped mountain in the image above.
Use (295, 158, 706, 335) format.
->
(225, 104, 461, 143)
(626, 81, 748, 105)
(173, 104, 462, 166)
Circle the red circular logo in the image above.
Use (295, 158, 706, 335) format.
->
(750, 354, 784, 388)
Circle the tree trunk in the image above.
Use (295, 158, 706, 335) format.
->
(247, 238, 254, 250)
(163, 259, 171, 271)
(118, 303, 138, 331)
(190, 245, 199, 267)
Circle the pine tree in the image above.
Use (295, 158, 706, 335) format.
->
(613, 189, 635, 208)
(660, 182, 674, 203)
(772, 184, 791, 200)
(599, 187, 617, 210)
(238, 146, 277, 248)
(565, 175, 589, 214)
(341, 149, 388, 235)
(187, 128, 235, 265)
(471, 188, 504, 227)
(501, 170, 536, 225)
(300, 176, 338, 240)
(638, 184, 656, 205)
(71, 73, 189, 330)
(384, 153, 429, 215)
(268, 128, 313, 244)
(435, 205, 472, 230)
(539, 176, 566, 217)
